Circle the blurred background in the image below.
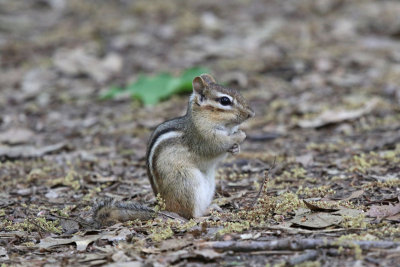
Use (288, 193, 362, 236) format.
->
(1, 0, 400, 146)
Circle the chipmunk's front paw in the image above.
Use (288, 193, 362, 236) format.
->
(230, 129, 246, 144)
(228, 143, 240, 155)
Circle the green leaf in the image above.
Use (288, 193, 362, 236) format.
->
(101, 67, 210, 105)
(99, 86, 124, 100)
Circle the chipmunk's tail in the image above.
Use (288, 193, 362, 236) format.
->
(92, 198, 155, 227)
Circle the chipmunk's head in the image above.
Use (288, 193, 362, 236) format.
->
(190, 74, 254, 129)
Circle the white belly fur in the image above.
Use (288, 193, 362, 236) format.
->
(193, 153, 227, 217)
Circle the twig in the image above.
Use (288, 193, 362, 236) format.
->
(288, 250, 318, 266)
(252, 157, 276, 207)
(200, 238, 400, 252)
(158, 211, 187, 222)
(27, 217, 45, 239)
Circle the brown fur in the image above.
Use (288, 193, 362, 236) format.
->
(146, 74, 254, 219)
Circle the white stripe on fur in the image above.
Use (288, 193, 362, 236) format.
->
(148, 131, 183, 191)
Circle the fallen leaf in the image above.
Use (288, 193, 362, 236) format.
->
(158, 238, 192, 251)
(39, 235, 100, 251)
(0, 143, 68, 159)
(240, 233, 261, 240)
(53, 47, 122, 83)
(367, 201, 400, 220)
(303, 200, 340, 212)
(332, 208, 364, 217)
(296, 153, 314, 167)
(366, 195, 399, 205)
(0, 197, 14, 208)
(101, 67, 209, 105)
(158, 250, 189, 264)
(101, 228, 133, 242)
(290, 212, 343, 229)
(78, 253, 108, 265)
(0, 246, 8, 260)
(297, 99, 378, 128)
(39, 229, 131, 252)
(45, 190, 59, 199)
(20, 68, 56, 98)
(111, 250, 132, 262)
(0, 128, 34, 145)
(386, 213, 400, 222)
(343, 190, 365, 201)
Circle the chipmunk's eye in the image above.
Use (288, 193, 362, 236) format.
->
(219, 96, 231, 106)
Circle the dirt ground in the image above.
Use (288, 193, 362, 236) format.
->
(1, 0, 400, 266)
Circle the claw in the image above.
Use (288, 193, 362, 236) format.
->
(228, 143, 240, 155)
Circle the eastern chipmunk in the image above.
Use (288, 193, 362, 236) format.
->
(92, 74, 254, 226)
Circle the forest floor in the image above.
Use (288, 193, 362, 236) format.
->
(1, 0, 400, 266)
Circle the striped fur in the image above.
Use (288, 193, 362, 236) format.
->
(145, 74, 254, 219)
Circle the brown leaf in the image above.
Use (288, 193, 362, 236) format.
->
(366, 195, 399, 206)
(386, 213, 400, 222)
(297, 99, 378, 128)
(290, 212, 343, 229)
(158, 238, 192, 251)
(296, 153, 314, 167)
(39, 235, 100, 251)
(343, 190, 364, 201)
(367, 202, 400, 220)
(0, 128, 34, 145)
(0, 143, 68, 159)
(303, 200, 340, 212)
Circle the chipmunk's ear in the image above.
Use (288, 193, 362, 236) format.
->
(193, 74, 216, 94)
(193, 76, 206, 95)
(200, 74, 216, 85)
(193, 74, 216, 104)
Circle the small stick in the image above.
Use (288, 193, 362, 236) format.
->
(158, 211, 187, 222)
(200, 239, 400, 252)
(252, 157, 276, 207)
(288, 250, 318, 266)
(27, 217, 45, 239)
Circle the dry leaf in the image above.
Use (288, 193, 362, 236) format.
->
(367, 202, 400, 220)
(303, 200, 340, 212)
(343, 190, 364, 201)
(111, 251, 131, 263)
(291, 212, 343, 229)
(0, 143, 67, 159)
(240, 233, 261, 240)
(0, 128, 34, 145)
(297, 99, 378, 128)
(158, 238, 192, 251)
(39, 235, 100, 251)
(296, 153, 314, 167)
